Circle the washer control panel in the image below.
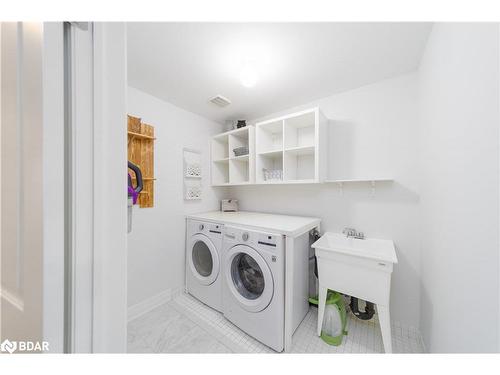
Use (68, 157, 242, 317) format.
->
(224, 226, 282, 250)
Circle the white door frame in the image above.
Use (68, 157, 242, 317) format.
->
(41, 21, 127, 353)
(91, 22, 127, 353)
(67, 21, 95, 353)
(69, 21, 128, 353)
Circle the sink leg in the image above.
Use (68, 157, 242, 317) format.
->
(377, 304, 392, 353)
(317, 286, 327, 336)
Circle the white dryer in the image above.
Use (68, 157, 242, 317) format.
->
(186, 219, 223, 312)
(222, 226, 285, 352)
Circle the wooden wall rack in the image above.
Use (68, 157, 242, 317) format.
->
(128, 115, 156, 208)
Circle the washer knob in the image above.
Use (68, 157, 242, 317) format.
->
(199, 224, 204, 231)
(242, 232, 249, 241)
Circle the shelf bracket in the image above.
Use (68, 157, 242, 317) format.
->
(337, 182, 344, 195)
(370, 181, 376, 196)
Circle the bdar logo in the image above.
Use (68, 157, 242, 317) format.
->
(0, 339, 17, 354)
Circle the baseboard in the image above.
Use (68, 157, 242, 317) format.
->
(127, 289, 172, 322)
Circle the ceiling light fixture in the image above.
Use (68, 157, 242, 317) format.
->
(240, 62, 258, 88)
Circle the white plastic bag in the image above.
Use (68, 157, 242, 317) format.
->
(322, 304, 342, 338)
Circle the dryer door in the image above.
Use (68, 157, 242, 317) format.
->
(188, 233, 220, 285)
(225, 244, 274, 313)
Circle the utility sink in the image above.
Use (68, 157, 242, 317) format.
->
(311, 232, 398, 353)
(311, 232, 397, 264)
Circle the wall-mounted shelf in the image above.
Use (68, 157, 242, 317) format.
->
(255, 107, 326, 184)
(325, 178, 393, 185)
(325, 178, 393, 195)
(258, 149, 283, 156)
(210, 107, 327, 186)
(131, 177, 156, 181)
(211, 126, 255, 186)
(284, 145, 315, 155)
(127, 131, 157, 141)
(128, 115, 156, 208)
(232, 154, 250, 161)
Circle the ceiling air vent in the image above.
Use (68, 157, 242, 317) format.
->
(209, 95, 231, 107)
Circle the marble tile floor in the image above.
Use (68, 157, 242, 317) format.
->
(127, 292, 424, 354)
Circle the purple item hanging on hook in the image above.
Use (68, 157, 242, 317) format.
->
(128, 175, 139, 204)
(128, 161, 143, 205)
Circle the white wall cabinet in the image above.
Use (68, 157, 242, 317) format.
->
(256, 107, 327, 184)
(211, 126, 255, 186)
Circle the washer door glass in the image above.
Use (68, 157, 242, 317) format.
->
(193, 240, 213, 277)
(225, 244, 274, 313)
(232, 253, 265, 300)
(189, 234, 219, 285)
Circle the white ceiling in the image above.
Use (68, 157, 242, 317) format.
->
(127, 23, 432, 123)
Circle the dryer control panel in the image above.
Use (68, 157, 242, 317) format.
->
(208, 223, 222, 235)
(256, 233, 279, 248)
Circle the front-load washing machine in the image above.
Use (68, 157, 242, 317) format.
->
(186, 219, 223, 312)
(222, 226, 285, 352)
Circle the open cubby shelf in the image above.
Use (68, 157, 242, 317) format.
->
(255, 108, 326, 184)
(211, 126, 255, 186)
(256, 120, 283, 154)
(210, 108, 327, 186)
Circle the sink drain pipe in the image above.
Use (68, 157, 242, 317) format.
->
(350, 297, 375, 320)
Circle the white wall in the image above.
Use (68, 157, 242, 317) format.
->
(418, 23, 499, 352)
(127, 86, 225, 308)
(228, 73, 421, 329)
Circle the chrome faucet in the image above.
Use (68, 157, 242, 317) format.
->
(342, 227, 365, 240)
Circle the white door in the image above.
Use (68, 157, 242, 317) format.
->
(0, 22, 44, 349)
